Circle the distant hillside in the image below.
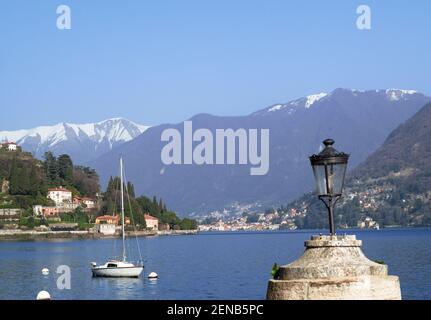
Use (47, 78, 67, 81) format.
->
(286, 101, 431, 229)
(351, 101, 431, 184)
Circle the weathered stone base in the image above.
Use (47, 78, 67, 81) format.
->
(267, 275, 401, 300)
(266, 235, 401, 300)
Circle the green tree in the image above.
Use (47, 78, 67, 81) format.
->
(28, 165, 40, 196)
(127, 181, 135, 198)
(246, 213, 259, 223)
(72, 166, 100, 196)
(58, 154, 73, 184)
(179, 218, 198, 230)
(26, 216, 35, 229)
(44, 152, 58, 184)
(158, 198, 163, 212)
(8, 158, 20, 195)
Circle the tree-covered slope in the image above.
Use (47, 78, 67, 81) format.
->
(286, 101, 431, 229)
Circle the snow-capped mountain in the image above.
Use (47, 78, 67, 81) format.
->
(90, 88, 430, 215)
(254, 89, 422, 115)
(0, 118, 150, 164)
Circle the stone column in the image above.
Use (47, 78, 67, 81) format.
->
(267, 235, 401, 300)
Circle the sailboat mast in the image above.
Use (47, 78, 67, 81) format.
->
(120, 156, 126, 262)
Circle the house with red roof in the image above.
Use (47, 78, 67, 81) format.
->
(95, 215, 119, 225)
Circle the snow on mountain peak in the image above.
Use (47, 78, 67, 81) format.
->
(385, 89, 418, 101)
(267, 104, 283, 112)
(0, 118, 150, 151)
(333, 88, 419, 101)
(262, 92, 328, 114)
(304, 93, 328, 108)
(255, 88, 424, 116)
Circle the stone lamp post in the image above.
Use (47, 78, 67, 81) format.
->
(266, 139, 401, 300)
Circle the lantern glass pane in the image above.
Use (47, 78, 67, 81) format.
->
(312, 162, 348, 196)
(312, 165, 328, 195)
(329, 163, 347, 195)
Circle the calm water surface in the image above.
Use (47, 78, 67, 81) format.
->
(0, 228, 430, 300)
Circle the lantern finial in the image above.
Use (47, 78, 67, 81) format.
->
(323, 139, 334, 147)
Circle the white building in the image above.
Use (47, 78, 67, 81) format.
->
(82, 197, 96, 209)
(357, 217, 380, 229)
(95, 223, 116, 235)
(33, 205, 43, 216)
(47, 187, 72, 206)
(7, 143, 17, 151)
(1, 142, 17, 151)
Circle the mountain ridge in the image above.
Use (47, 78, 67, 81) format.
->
(252, 88, 424, 115)
(88, 88, 430, 216)
(0, 118, 150, 164)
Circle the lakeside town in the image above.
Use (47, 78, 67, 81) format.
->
(196, 200, 380, 232)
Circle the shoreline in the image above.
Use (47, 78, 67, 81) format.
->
(1, 227, 428, 242)
(0, 229, 198, 241)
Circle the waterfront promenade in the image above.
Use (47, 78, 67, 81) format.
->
(0, 229, 198, 241)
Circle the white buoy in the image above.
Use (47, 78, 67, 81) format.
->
(36, 291, 51, 300)
(41, 268, 49, 275)
(148, 272, 158, 279)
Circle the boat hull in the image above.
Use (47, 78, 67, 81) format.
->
(92, 266, 144, 278)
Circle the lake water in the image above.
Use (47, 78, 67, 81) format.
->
(0, 228, 430, 300)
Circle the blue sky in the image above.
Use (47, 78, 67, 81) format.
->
(0, 0, 430, 130)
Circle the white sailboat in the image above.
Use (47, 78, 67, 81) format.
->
(91, 157, 144, 278)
